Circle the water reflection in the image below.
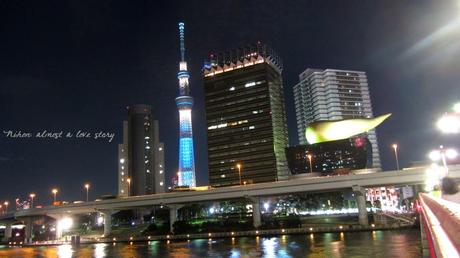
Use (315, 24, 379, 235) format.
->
(0, 229, 422, 258)
(57, 244, 72, 258)
(262, 238, 277, 258)
(93, 243, 107, 258)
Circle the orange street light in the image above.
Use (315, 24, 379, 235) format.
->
(392, 144, 400, 170)
(236, 163, 242, 185)
(52, 189, 58, 203)
(3, 201, 8, 213)
(307, 154, 313, 173)
(29, 193, 36, 208)
(127, 178, 131, 196)
(84, 183, 90, 202)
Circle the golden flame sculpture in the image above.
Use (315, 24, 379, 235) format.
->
(305, 114, 391, 144)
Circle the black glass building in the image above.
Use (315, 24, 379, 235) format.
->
(285, 136, 373, 175)
(203, 43, 289, 187)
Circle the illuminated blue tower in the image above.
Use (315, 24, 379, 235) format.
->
(176, 22, 196, 187)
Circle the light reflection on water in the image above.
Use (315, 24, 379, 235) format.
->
(0, 229, 422, 258)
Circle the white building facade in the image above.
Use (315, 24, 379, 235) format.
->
(293, 68, 381, 168)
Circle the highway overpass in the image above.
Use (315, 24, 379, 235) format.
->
(2, 165, 459, 241)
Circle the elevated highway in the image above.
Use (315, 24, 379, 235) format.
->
(2, 166, 459, 241)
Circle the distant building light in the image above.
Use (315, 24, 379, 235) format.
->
(160, 182, 164, 186)
(245, 82, 256, 88)
(159, 147, 163, 151)
(120, 159, 125, 164)
(229, 87, 235, 91)
(249, 126, 255, 130)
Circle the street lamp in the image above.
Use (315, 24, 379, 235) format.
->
(429, 146, 458, 176)
(437, 114, 460, 134)
(84, 183, 90, 202)
(3, 201, 8, 213)
(52, 189, 58, 203)
(453, 102, 460, 113)
(29, 193, 36, 209)
(236, 163, 242, 185)
(392, 144, 400, 170)
(307, 154, 313, 173)
(127, 178, 131, 196)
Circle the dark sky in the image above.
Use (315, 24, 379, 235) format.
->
(1, 1, 459, 204)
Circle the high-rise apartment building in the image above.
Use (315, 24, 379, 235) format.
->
(203, 43, 289, 187)
(293, 68, 381, 168)
(118, 104, 165, 196)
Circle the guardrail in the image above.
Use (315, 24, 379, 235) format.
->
(419, 193, 460, 258)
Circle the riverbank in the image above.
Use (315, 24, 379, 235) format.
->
(4, 222, 416, 247)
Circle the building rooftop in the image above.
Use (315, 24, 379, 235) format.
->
(203, 42, 283, 77)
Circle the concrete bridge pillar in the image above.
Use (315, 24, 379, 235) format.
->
(168, 204, 184, 234)
(248, 197, 261, 228)
(23, 217, 34, 243)
(352, 185, 368, 226)
(100, 210, 115, 237)
(47, 214, 65, 239)
(2, 222, 12, 242)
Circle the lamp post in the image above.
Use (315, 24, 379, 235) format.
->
(437, 113, 460, 134)
(52, 189, 58, 203)
(392, 144, 400, 170)
(29, 193, 36, 209)
(307, 154, 313, 173)
(3, 201, 8, 213)
(84, 183, 90, 202)
(236, 163, 242, 185)
(127, 178, 131, 196)
(429, 146, 458, 176)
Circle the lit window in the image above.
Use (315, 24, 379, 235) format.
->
(146, 146, 150, 149)
(159, 147, 163, 151)
(249, 126, 255, 130)
(160, 170, 163, 174)
(245, 82, 256, 88)
(229, 87, 235, 91)
(121, 172, 124, 175)
(160, 182, 164, 186)
(121, 166, 124, 170)
(220, 174, 226, 178)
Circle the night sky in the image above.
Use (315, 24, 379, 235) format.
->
(1, 1, 459, 204)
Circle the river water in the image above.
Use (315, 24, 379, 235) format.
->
(0, 229, 422, 258)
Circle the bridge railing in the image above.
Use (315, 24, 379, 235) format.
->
(419, 193, 460, 258)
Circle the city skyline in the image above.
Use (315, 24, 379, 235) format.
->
(1, 1, 460, 202)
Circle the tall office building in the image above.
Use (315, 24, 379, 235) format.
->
(203, 42, 289, 187)
(176, 22, 196, 187)
(293, 68, 381, 168)
(118, 104, 165, 196)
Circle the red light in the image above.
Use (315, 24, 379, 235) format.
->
(353, 137, 365, 147)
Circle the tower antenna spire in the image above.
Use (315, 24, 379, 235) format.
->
(178, 22, 185, 61)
